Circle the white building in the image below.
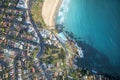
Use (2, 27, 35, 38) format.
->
(16, 0, 28, 9)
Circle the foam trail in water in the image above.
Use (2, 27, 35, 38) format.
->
(56, 0, 71, 24)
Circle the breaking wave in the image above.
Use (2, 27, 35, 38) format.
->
(56, 0, 71, 24)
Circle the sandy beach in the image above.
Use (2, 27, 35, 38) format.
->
(42, 0, 62, 29)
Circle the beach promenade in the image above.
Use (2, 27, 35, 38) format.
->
(42, 0, 62, 29)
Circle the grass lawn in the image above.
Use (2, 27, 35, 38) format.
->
(31, 0, 46, 28)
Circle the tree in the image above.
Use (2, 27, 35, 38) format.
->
(60, 48, 66, 61)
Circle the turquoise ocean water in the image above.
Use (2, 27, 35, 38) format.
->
(56, 0, 120, 76)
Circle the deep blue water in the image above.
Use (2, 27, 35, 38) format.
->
(56, 0, 120, 76)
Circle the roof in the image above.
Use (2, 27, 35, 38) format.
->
(16, 0, 27, 9)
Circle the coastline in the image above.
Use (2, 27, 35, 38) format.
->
(42, 0, 62, 29)
(33, 0, 120, 79)
(42, 0, 120, 79)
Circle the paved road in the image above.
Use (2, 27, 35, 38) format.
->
(27, 1, 51, 80)
(28, 1, 45, 58)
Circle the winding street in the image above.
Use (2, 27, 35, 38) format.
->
(27, 1, 51, 79)
(28, 1, 45, 58)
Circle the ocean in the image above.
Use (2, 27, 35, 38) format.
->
(56, 0, 120, 76)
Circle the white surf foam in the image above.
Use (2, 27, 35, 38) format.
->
(56, 0, 71, 24)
